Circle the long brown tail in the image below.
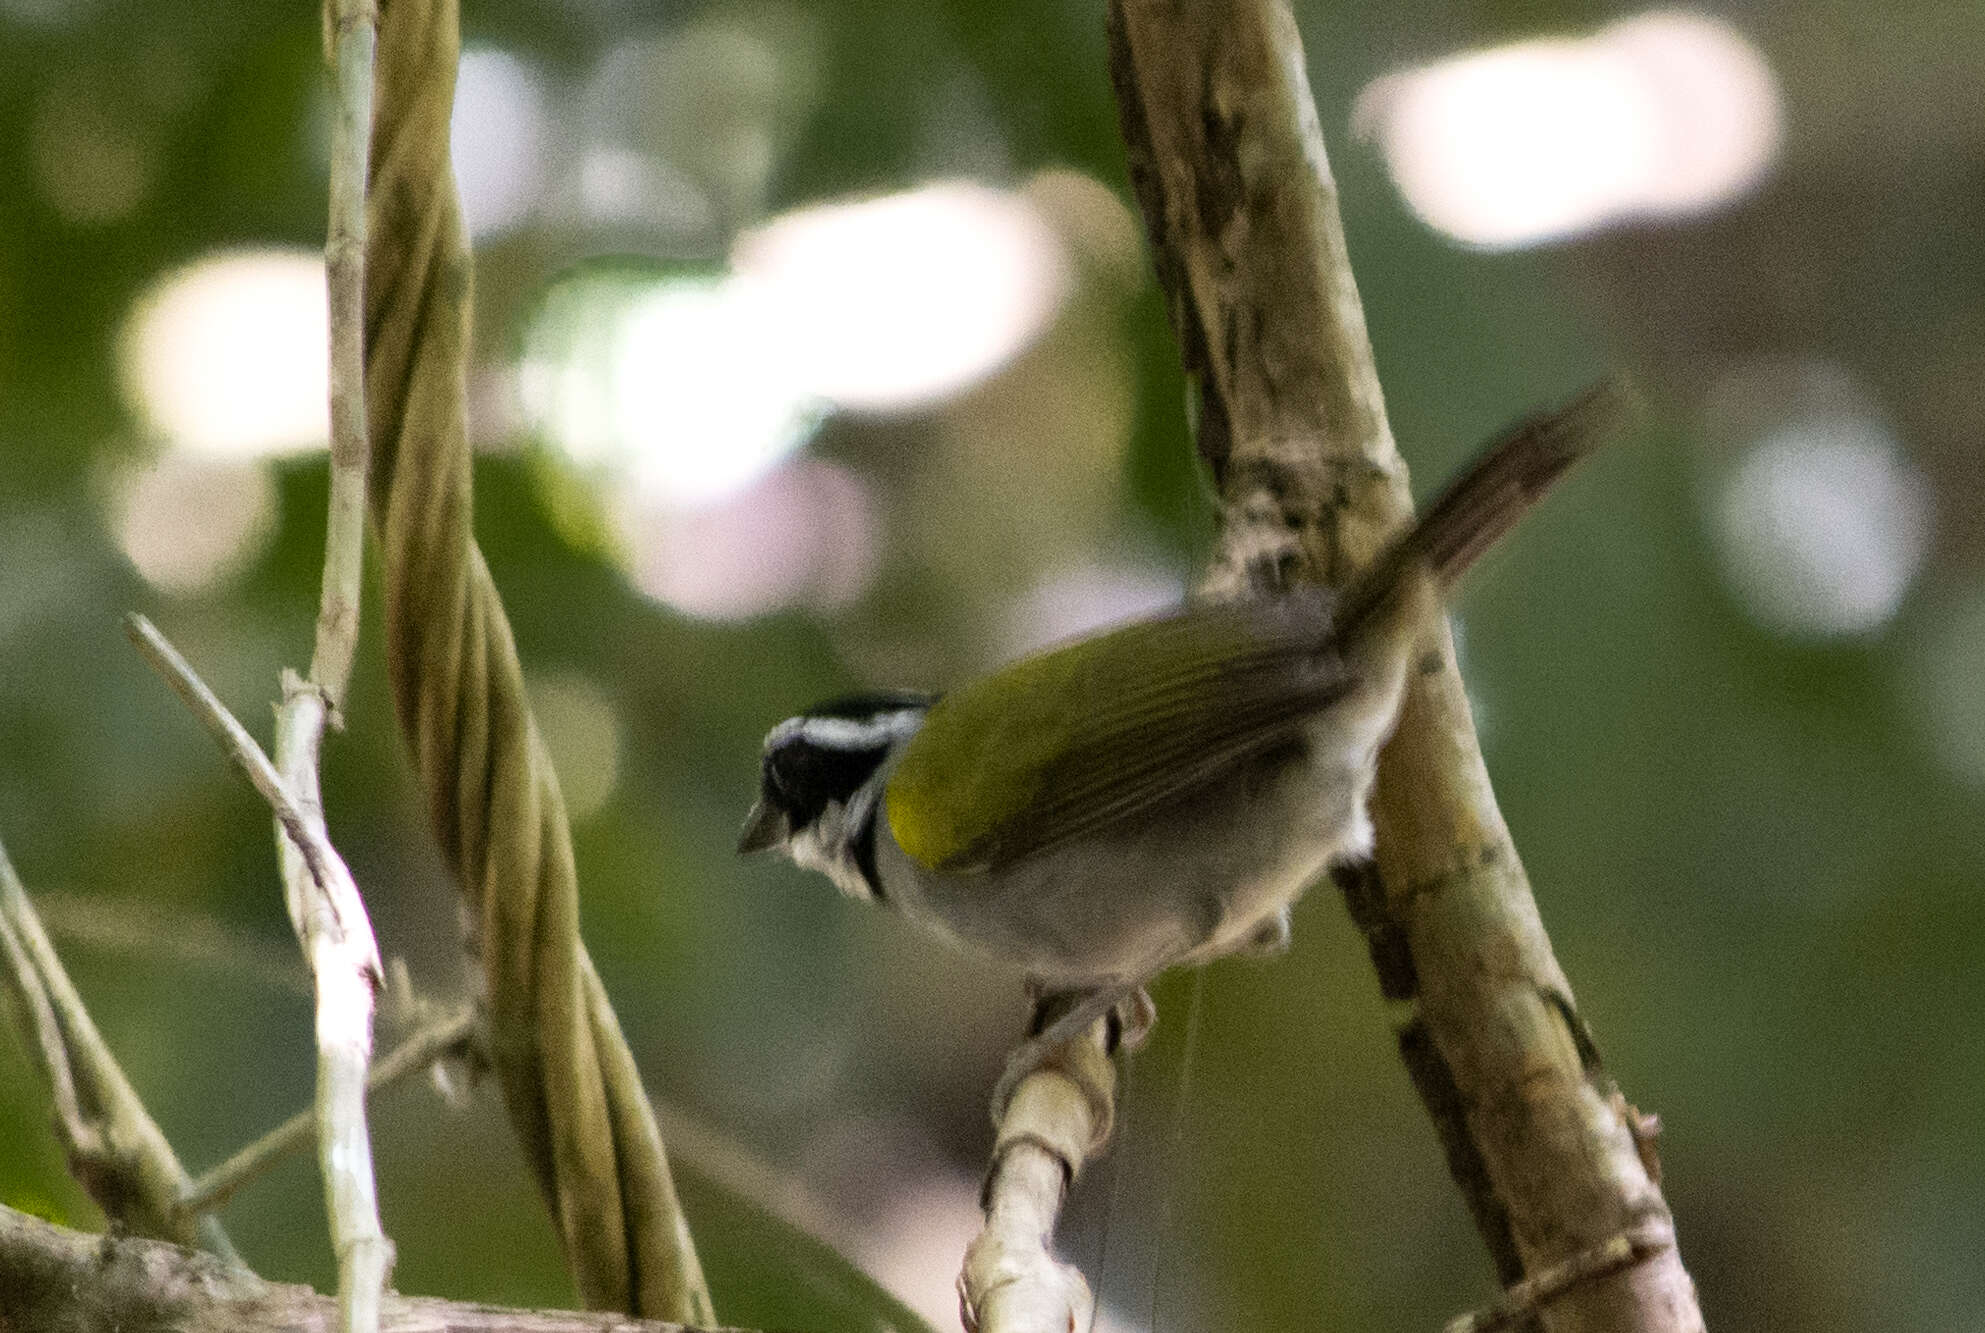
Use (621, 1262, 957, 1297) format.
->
(1335, 378, 1632, 636)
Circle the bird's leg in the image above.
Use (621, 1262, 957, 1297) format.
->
(1114, 986, 1157, 1049)
(995, 981, 1153, 1120)
(1026, 983, 1157, 1050)
(1236, 906, 1293, 958)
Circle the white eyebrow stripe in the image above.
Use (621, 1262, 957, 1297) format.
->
(765, 709, 924, 751)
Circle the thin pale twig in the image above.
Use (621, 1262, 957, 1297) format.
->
(122, 613, 335, 897)
(119, 614, 390, 1329)
(0, 838, 241, 1264)
(276, 2, 390, 1326)
(178, 1008, 475, 1219)
(0, 895, 95, 1153)
(123, 617, 394, 1333)
(1446, 1225, 1677, 1333)
(314, 0, 375, 709)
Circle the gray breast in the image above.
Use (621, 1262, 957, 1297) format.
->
(873, 729, 1378, 988)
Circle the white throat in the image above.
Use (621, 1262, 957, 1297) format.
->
(761, 705, 924, 902)
(786, 777, 887, 900)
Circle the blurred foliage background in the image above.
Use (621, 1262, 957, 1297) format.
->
(2, 0, 1982, 1330)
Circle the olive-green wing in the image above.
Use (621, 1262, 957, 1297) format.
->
(883, 590, 1350, 873)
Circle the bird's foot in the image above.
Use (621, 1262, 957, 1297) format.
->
(993, 982, 1152, 1123)
(1237, 906, 1292, 958)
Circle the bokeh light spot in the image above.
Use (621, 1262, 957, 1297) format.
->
(733, 181, 1071, 411)
(107, 456, 278, 597)
(521, 268, 825, 510)
(576, 11, 823, 234)
(529, 672, 623, 823)
(616, 459, 879, 622)
(119, 249, 329, 459)
(1356, 10, 1781, 248)
(452, 47, 550, 239)
(574, 146, 717, 235)
(1712, 418, 1931, 638)
(523, 181, 1070, 519)
(1002, 561, 1185, 658)
(1023, 167, 1145, 288)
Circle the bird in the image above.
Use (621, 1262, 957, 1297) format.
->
(739, 382, 1626, 1094)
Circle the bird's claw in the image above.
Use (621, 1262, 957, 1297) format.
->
(993, 983, 1152, 1123)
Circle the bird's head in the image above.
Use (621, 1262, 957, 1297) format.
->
(737, 691, 933, 899)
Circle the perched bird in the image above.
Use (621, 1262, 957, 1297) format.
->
(740, 383, 1625, 1081)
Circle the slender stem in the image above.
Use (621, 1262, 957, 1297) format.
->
(0, 887, 96, 1154)
(178, 1009, 475, 1219)
(1447, 1223, 1678, 1333)
(961, 1031, 1115, 1333)
(272, 4, 388, 1325)
(274, 683, 390, 1333)
(315, 0, 376, 710)
(0, 838, 241, 1264)
(123, 614, 334, 895)
(965, 1143, 1091, 1333)
(121, 613, 390, 1328)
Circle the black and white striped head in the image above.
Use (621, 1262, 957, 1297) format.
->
(737, 692, 933, 900)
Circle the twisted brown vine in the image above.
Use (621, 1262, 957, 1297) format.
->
(360, 0, 710, 1319)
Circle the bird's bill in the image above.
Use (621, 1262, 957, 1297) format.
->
(735, 800, 789, 854)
